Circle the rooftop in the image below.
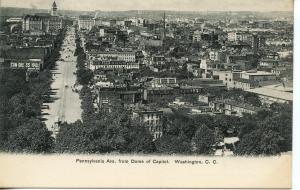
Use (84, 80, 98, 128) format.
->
(79, 15, 94, 19)
(133, 108, 163, 114)
(246, 84, 293, 101)
(146, 87, 173, 90)
(213, 99, 261, 111)
(52, 1, 57, 8)
(4, 48, 46, 60)
(242, 71, 276, 76)
(234, 78, 252, 83)
(88, 50, 135, 54)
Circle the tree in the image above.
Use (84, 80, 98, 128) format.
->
(8, 93, 28, 127)
(5, 118, 54, 153)
(0, 69, 28, 98)
(155, 134, 191, 154)
(214, 127, 224, 145)
(262, 111, 292, 152)
(55, 121, 89, 153)
(80, 88, 95, 122)
(125, 124, 156, 154)
(244, 93, 262, 107)
(235, 103, 292, 155)
(238, 115, 258, 138)
(191, 124, 215, 155)
(76, 69, 93, 85)
(162, 111, 197, 139)
(96, 122, 128, 153)
(0, 29, 66, 153)
(235, 128, 283, 156)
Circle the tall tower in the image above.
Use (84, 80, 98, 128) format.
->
(162, 12, 166, 54)
(51, 1, 58, 16)
(163, 12, 166, 40)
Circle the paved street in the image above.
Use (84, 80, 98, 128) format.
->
(42, 26, 82, 134)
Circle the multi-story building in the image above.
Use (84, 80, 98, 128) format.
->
(209, 50, 226, 62)
(93, 70, 107, 81)
(193, 30, 202, 42)
(124, 20, 132, 27)
(5, 47, 47, 72)
(252, 34, 266, 52)
(99, 28, 105, 37)
(94, 18, 102, 26)
(209, 99, 260, 117)
(151, 55, 165, 65)
(227, 32, 251, 42)
(227, 32, 236, 42)
(132, 109, 164, 140)
(22, 2, 63, 34)
(240, 70, 276, 82)
(150, 78, 177, 87)
(23, 15, 43, 33)
(215, 70, 276, 90)
(23, 14, 64, 34)
(88, 50, 136, 62)
(47, 16, 63, 32)
(119, 91, 143, 110)
(78, 15, 94, 30)
(90, 60, 139, 70)
(198, 94, 215, 104)
(200, 59, 222, 78)
(95, 81, 114, 88)
(143, 86, 203, 103)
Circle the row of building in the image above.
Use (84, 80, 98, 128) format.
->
(76, 10, 293, 142)
(0, 2, 68, 76)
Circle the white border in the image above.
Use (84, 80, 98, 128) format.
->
(293, 0, 300, 189)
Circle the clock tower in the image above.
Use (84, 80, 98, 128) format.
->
(51, 1, 58, 16)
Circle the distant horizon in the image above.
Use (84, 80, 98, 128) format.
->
(0, 0, 294, 12)
(0, 6, 294, 13)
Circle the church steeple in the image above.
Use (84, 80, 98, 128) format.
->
(51, 1, 58, 16)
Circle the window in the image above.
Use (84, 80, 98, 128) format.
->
(11, 62, 18, 68)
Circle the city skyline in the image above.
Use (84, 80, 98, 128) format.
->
(0, 0, 294, 12)
(0, 0, 295, 188)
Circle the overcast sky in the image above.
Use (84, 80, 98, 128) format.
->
(0, 0, 294, 12)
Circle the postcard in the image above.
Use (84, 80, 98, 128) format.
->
(0, 0, 294, 188)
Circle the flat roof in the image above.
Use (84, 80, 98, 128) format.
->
(88, 50, 135, 54)
(5, 48, 46, 59)
(146, 87, 173, 90)
(246, 85, 293, 101)
(213, 99, 261, 111)
(242, 71, 276, 76)
(133, 110, 163, 114)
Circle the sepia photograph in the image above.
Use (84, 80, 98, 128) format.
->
(0, 0, 295, 188)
